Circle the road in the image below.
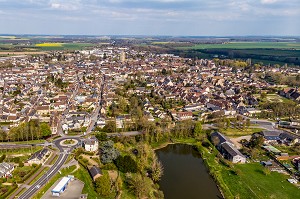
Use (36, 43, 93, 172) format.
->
(17, 137, 81, 199)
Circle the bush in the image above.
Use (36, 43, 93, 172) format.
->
(0, 155, 5, 163)
(101, 163, 117, 170)
(114, 155, 138, 173)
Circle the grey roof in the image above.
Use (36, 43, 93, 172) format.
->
(89, 166, 102, 178)
(28, 148, 49, 161)
(211, 131, 233, 145)
(221, 142, 245, 158)
(262, 131, 281, 137)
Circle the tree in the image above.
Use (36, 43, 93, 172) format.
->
(114, 155, 138, 173)
(95, 173, 111, 196)
(95, 132, 108, 141)
(211, 136, 220, 146)
(99, 141, 120, 164)
(103, 121, 116, 133)
(193, 121, 202, 137)
(151, 154, 164, 182)
(127, 174, 152, 198)
(40, 123, 51, 137)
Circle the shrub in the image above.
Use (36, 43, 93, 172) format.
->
(114, 155, 137, 173)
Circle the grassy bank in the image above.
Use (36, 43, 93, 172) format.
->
(194, 140, 300, 199)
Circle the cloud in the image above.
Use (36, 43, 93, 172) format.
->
(49, 0, 80, 11)
(261, 0, 279, 4)
(0, 0, 299, 35)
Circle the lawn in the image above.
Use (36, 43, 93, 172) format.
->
(220, 127, 263, 137)
(72, 166, 102, 198)
(222, 163, 300, 199)
(254, 94, 293, 104)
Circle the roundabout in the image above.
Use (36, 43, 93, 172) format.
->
(59, 139, 79, 147)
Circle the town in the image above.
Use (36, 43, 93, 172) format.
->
(1, 44, 300, 199)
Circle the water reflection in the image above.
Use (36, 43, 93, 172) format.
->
(156, 144, 223, 199)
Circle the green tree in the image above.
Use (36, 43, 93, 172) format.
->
(95, 173, 111, 196)
(40, 123, 51, 137)
(99, 140, 120, 164)
(193, 121, 202, 137)
(95, 132, 108, 141)
(103, 121, 116, 133)
(127, 174, 152, 198)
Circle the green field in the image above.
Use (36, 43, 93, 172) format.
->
(220, 127, 263, 137)
(222, 163, 300, 199)
(179, 42, 300, 50)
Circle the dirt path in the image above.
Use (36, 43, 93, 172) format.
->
(230, 135, 251, 149)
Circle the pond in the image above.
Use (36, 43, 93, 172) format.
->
(156, 144, 223, 199)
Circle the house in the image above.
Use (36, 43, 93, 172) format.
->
(177, 112, 193, 120)
(26, 148, 51, 165)
(0, 162, 14, 178)
(211, 132, 246, 163)
(261, 131, 281, 143)
(83, 137, 99, 152)
(88, 166, 102, 181)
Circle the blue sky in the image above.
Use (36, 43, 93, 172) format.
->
(0, 0, 299, 36)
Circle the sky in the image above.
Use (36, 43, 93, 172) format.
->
(0, 0, 299, 36)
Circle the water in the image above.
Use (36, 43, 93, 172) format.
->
(156, 144, 223, 199)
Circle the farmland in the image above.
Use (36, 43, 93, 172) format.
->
(178, 42, 300, 50)
(164, 42, 300, 66)
(0, 42, 95, 53)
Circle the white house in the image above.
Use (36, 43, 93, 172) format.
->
(83, 137, 99, 152)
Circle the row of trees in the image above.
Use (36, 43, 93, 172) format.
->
(0, 120, 52, 142)
(259, 101, 300, 119)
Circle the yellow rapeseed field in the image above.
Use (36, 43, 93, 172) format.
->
(35, 43, 63, 47)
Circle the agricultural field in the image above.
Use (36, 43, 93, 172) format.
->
(179, 42, 300, 50)
(34, 43, 95, 50)
(0, 42, 95, 53)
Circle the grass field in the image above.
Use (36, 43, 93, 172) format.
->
(198, 142, 300, 199)
(221, 127, 263, 137)
(179, 42, 300, 50)
(222, 163, 300, 199)
(254, 94, 293, 104)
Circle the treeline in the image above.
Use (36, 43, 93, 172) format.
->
(264, 72, 300, 87)
(259, 101, 300, 119)
(0, 120, 52, 142)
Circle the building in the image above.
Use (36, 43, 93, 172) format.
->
(261, 131, 281, 143)
(176, 112, 193, 120)
(88, 166, 102, 181)
(83, 137, 99, 152)
(51, 177, 71, 197)
(26, 148, 50, 165)
(0, 162, 14, 178)
(211, 132, 246, 163)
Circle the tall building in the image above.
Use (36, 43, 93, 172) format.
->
(120, 51, 126, 63)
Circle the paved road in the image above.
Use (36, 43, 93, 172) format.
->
(107, 131, 143, 137)
(17, 137, 81, 199)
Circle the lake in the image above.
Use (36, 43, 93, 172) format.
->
(156, 144, 223, 199)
